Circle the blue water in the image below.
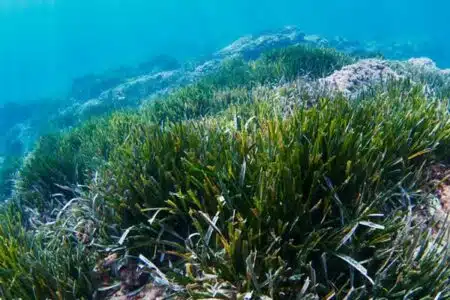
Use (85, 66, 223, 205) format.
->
(0, 0, 449, 104)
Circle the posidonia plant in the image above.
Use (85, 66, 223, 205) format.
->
(2, 44, 450, 299)
(94, 85, 450, 299)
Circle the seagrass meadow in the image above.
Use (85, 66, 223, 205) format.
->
(2, 45, 450, 299)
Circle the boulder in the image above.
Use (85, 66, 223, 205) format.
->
(319, 59, 402, 98)
(388, 57, 450, 96)
(407, 57, 438, 69)
(321, 57, 450, 99)
(215, 26, 306, 59)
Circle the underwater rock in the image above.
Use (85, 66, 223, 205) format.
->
(304, 34, 328, 45)
(215, 25, 306, 60)
(69, 70, 188, 118)
(319, 59, 402, 98)
(99, 70, 185, 103)
(70, 55, 181, 102)
(70, 73, 126, 102)
(331, 36, 361, 49)
(388, 57, 441, 77)
(191, 59, 222, 78)
(407, 57, 438, 69)
(213, 26, 418, 63)
(321, 56, 450, 99)
(65, 27, 317, 121)
(73, 98, 105, 118)
(388, 57, 450, 97)
(72, 60, 230, 119)
(64, 28, 437, 123)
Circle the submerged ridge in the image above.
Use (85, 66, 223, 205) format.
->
(1, 26, 450, 299)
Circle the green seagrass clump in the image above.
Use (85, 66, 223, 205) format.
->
(2, 44, 450, 299)
(93, 84, 450, 299)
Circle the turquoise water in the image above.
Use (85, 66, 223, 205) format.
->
(0, 0, 448, 103)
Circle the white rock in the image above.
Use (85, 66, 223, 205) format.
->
(215, 26, 305, 58)
(320, 59, 402, 98)
(407, 57, 437, 69)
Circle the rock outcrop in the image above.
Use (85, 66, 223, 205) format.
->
(319, 57, 450, 98)
(62, 27, 365, 120)
(215, 26, 306, 59)
(319, 59, 402, 98)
